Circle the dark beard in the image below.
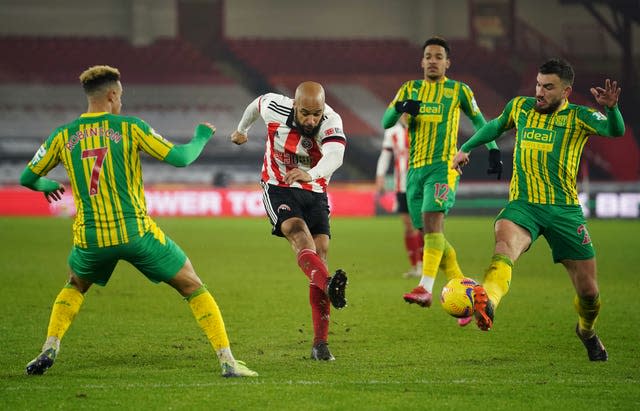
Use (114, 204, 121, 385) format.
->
(426, 73, 442, 81)
(534, 99, 562, 114)
(294, 108, 323, 137)
(300, 124, 321, 138)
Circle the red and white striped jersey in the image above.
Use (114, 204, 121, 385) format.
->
(381, 123, 409, 192)
(256, 93, 347, 193)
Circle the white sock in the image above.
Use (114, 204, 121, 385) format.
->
(418, 276, 435, 293)
(216, 347, 235, 365)
(42, 336, 61, 352)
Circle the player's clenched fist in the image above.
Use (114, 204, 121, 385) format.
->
(230, 130, 248, 145)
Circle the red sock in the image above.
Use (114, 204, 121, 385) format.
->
(405, 233, 418, 266)
(309, 285, 330, 344)
(297, 249, 329, 291)
(413, 232, 424, 264)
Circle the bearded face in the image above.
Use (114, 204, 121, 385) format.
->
(294, 107, 323, 137)
(534, 73, 571, 114)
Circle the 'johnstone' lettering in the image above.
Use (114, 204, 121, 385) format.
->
(66, 127, 122, 151)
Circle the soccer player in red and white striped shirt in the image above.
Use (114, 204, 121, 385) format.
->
(375, 114, 424, 278)
(231, 81, 347, 361)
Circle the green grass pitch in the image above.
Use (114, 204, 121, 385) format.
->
(1, 216, 639, 410)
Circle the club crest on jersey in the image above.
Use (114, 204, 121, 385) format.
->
(301, 137, 313, 150)
(443, 88, 454, 98)
(277, 204, 292, 213)
(555, 115, 568, 127)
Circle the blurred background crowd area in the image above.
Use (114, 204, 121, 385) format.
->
(0, 0, 638, 191)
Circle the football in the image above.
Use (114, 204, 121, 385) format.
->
(440, 277, 477, 318)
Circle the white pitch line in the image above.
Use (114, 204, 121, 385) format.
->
(4, 378, 637, 391)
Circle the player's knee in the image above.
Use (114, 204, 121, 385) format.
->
(168, 261, 203, 297)
(67, 272, 91, 293)
(576, 281, 599, 300)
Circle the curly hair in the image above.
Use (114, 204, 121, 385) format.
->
(539, 58, 574, 86)
(79, 65, 121, 94)
(422, 36, 450, 57)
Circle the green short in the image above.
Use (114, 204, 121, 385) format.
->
(68, 230, 187, 286)
(406, 162, 460, 229)
(497, 200, 595, 263)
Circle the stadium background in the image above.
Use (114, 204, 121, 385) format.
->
(1, 0, 638, 218)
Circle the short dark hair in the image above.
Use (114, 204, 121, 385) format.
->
(422, 36, 450, 57)
(539, 58, 574, 86)
(79, 65, 121, 94)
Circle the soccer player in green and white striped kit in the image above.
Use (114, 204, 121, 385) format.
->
(21, 65, 257, 377)
(382, 36, 503, 326)
(452, 58, 624, 361)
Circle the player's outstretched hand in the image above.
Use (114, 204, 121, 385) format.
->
(45, 184, 65, 203)
(394, 100, 421, 116)
(231, 131, 248, 145)
(487, 148, 503, 180)
(451, 150, 470, 176)
(590, 79, 621, 108)
(200, 122, 216, 134)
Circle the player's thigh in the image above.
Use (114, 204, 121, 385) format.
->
(406, 168, 425, 229)
(68, 246, 119, 286)
(305, 191, 331, 237)
(495, 201, 543, 244)
(421, 163, 459, 215)
(125, 230, 187, 283)
(544, 206, 594, 263)
(261, 182, 304, 237)
(395, 192, 410, 214)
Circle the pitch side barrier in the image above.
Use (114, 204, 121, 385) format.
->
(1, 182, 639, 218)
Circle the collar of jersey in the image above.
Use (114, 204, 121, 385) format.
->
(80, 112, 109, 118)
(558, 99, 569, 111)
(424, 76, 448, 84)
